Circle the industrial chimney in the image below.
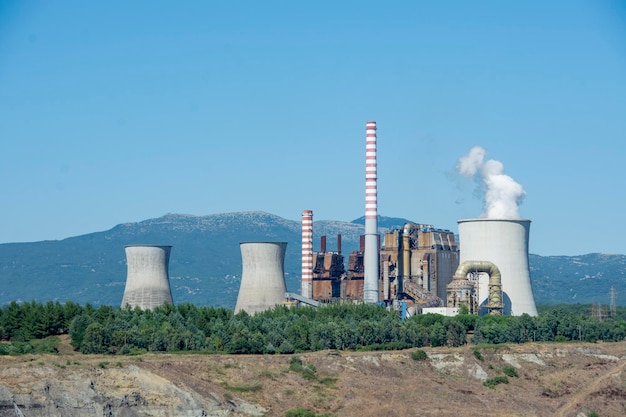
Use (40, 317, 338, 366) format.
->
(121, 245, 174, 310)
(235, 242, 287, 315)
(301, 210, 313, 299)
(364, 121, 379, 303)
(457, 219, 537, 316)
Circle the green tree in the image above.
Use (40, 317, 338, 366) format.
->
(445, 319, 466, 347)
(429, 322, 447, 347)
(69, 314, 93, 349)
(81, 322, 108, 354)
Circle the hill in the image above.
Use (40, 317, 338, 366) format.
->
(0, 211, 624, 308)
(1, 339, 625, 416)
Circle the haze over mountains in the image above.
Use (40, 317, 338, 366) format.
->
(0, 211, 624, 308)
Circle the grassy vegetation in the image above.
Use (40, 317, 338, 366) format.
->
(223, 383, 263, 393)
(288, 356, 337, 387)
(289, 356, 317, 380)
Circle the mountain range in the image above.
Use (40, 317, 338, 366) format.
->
(0, 211, 624, 308)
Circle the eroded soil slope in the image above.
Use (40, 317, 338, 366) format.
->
(1, 340, 625, 417)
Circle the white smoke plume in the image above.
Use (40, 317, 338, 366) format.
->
(457, 146, 526, 219)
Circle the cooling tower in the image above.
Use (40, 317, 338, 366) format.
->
(235, 242, 287, 315)
(121, 245, 174, 310)
(458, 219, 537, 316)
(301, 210, 313, 299)
(364, 121, 379, 303)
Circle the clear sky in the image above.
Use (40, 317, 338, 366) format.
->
(1, 1, 625, 256)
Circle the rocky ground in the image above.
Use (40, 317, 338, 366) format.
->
(0, 337, 625, 417)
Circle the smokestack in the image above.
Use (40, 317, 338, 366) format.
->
(301, 210, 313, 298)
(337, 234, 342, 254)
(235, 242, 287, 315)
(121, 245, 174, 310)
(364, 121, 379, 303)
(320, 236, 327, 253)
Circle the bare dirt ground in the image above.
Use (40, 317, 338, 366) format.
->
(1, 337, 626, 417)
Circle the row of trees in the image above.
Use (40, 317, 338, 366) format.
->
(1, 301, 626, 355)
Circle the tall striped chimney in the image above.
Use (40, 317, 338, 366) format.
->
(364, 121, 379, 303)
(301, 210, 313, 298)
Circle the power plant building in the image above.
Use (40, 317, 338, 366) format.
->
(310, 235, 345, 301)
(121, 245, 174, 310)
(378, 224, 459, 307)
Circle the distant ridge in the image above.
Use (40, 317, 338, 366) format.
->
(350, 215, 415, 230)
(0, 211, 624, 308)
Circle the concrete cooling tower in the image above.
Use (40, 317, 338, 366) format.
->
(121, 245, 174, 310)
(235, 242, 287, 315)
(458, 219, 537, 316)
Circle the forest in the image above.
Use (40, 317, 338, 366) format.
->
(0, 301, 625, 355)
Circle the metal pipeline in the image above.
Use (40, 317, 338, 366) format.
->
(453, 260, 504, 315)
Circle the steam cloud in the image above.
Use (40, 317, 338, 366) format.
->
(457, 146, 526, 219)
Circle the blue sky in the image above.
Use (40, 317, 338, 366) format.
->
(1, 1, 625, 256)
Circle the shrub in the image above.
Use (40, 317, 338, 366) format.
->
(285, 410, 315, 417)
(502, 365, 518, 378)
(483, 376, 509, 389)
(284, 409, 333, 417)
(30, 336, 60, 354)
(290, 355, 302, 366)
(411, 349, 428, 361)
(472, 349, 484, 361)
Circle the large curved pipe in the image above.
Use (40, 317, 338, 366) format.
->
(453, 260, 504, 315)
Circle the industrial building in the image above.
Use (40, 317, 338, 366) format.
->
(310, 234, 346, 300)
(301, 216, 533, 317)
(378, 224, 459, 308)
(304, 223, 459, 311)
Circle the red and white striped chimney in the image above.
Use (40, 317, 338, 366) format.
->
(301, 209, 313, 298)
(364, 121, 379, 303)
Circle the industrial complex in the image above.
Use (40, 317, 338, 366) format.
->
(121, 121, 538, 318)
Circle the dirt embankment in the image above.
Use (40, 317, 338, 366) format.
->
(1, 339, 625, 417)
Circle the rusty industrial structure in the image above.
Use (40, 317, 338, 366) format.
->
(308, 224, 460, 312)
(377, 223, 459, 309)
(310, 235, 346, 301)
